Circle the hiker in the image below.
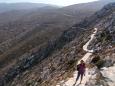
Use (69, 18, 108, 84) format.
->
(74, 60, 86, 85)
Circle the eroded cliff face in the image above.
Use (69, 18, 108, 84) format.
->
(0, 3, 115, 86)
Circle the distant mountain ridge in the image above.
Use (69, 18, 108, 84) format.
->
(0, 0, 115, 13)
(62, 0, 115, 13)
(0, 3, 59, 13)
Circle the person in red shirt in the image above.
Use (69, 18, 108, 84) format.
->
(74, 60, 86, 85)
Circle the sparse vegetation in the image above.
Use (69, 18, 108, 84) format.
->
(95, 59, 105, 69)
(0, 1, 115, 86)
(91, 55, 105, 69)
(99, 30, 112, 43)
(67, 60, 76, 70)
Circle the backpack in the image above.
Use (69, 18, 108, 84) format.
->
(77, 64, 80, 71)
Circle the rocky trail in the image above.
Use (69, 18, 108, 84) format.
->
(56, 28, 98, 86)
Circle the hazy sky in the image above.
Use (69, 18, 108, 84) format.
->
(0, 0, 99, 6)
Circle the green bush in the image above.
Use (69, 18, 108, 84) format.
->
(95, 60, 105, 69)
(66, 60, 76, 70)
(91, 55, 100, 63)
(99, 30, 112, 43)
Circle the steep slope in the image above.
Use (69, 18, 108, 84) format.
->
(0, 2, 104, 82)
(1, 2, 114, 86)
(0, 0, 114, 43)
(0, 0, 109, 73)
(57, 3, 115, 86)
(0, 3, 99, 85)
(0, 0, 114, 58)
(0, 2, 115, 86)
(57, 28, 97, 86)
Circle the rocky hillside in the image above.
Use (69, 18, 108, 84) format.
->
(0, 1, 110, 81)
(0, 2, 115, 86)
(57, 3, 115, 86)
(0, 3, 115, 86)
(0, 0, 114, 43)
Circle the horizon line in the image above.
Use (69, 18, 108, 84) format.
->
(0, 0, 99, 7)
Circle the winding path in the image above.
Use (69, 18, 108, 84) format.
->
(56, 28, 98, 86)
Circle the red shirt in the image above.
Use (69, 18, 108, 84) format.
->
(78, 63, 86, 73)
